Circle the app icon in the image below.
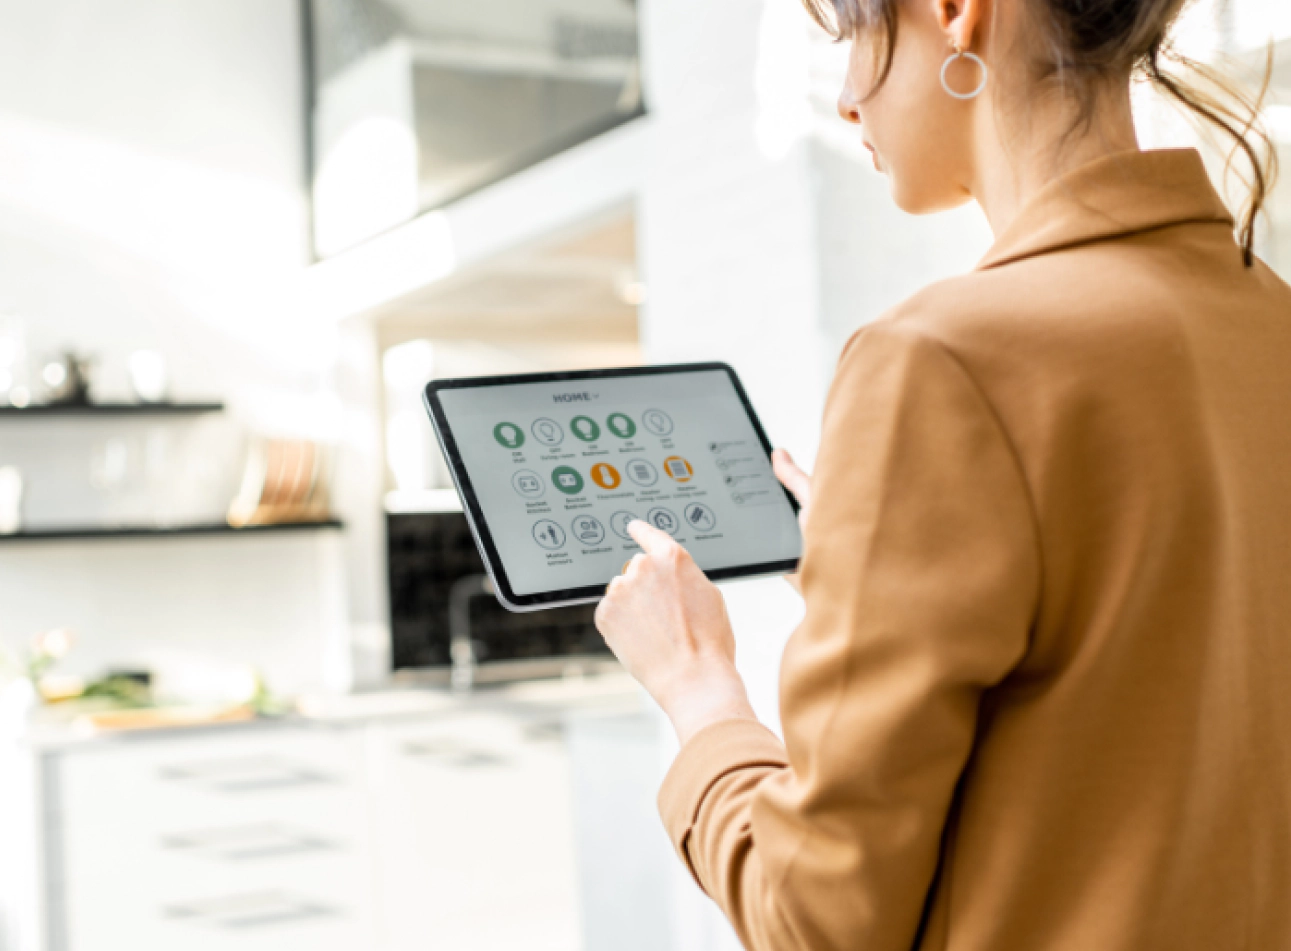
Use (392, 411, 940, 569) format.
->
(663, 455, 694, 482)
(642, 409, 674, 436)
(609, 511, 639, 540)
(551, 465, 585, 495)
(493, 422, 525, 449)
(606, 413, 636, 438)
(571, 515, 606, 546)
(684, 503, 717, 532)
(532, 519, 566, 549)
(511, 469, 545, 498)
(625, 459, 658, 487)
(590, 462, 622, 490)
(531, 418, 564, 446)
(570, 415, 601, 442)
(647, 506, 679, 535)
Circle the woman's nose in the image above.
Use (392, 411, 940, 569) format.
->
(837, 93, 861, 125)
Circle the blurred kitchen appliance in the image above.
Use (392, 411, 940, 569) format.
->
(387, 510, 610, 678)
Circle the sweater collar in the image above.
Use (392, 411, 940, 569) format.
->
(976, 148, 1234, 270)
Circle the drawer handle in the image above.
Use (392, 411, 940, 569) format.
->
(158, 756, 336, 792)
(163, 890, 339, 929)
(401, 739, 510, 769)
(523, 720, 565, 744)
(162, 822, 336, 861)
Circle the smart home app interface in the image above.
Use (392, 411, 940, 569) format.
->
(438, 371, 801, 596)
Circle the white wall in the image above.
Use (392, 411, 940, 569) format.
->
(0, 1, 373, 694)
(0, 0, 314, 401)
(0, 531, 350, 696)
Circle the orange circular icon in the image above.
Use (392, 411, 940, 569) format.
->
(663, 455, 694, 483)
(590, 462, 622, 490)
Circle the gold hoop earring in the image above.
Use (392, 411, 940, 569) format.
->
(941, 43, 988, 100)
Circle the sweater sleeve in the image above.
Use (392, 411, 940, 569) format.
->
(658, 321, 1040, 950)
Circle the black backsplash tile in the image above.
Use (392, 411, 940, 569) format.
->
(387, 512, 609, 670)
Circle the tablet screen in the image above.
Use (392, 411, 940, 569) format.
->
(431, 366, 801, 603)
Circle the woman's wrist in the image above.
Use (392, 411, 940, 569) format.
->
(659, 662, 758, 746)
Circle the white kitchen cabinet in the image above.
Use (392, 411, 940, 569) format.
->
(2, 678, 657, 951)
(367, 710, 582, 951)
(49, 724, 376, 951)
(565, 711, 673, 951)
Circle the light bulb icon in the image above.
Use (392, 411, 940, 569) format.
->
(493, 421, 526, 449)
(606, 413, 636, 438)
(643, 409, 674, 436)
(570, 415, 600, 442)
(532, 418, 563, 445)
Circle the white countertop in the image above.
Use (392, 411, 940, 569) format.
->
(14, 669, 648, 751)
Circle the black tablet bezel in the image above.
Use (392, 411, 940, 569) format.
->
(423, 362, 801, 612)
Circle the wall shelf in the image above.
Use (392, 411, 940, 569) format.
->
(0, 521, 343, 543)
(0, 402, 224, 418)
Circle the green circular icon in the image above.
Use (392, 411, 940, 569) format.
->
(551, 465, 585, 495)
(493, 421, 525, 449)
(570, 415, 601, 442)
(606, 412, 636, 439)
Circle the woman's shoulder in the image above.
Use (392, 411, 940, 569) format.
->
(857, 260, 1086, 349)
(840, 246, 1178, 384)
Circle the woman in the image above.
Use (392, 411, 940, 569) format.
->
(595, 0, 1291, 947)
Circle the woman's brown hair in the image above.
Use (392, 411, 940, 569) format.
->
(802, 0, 1278, 266)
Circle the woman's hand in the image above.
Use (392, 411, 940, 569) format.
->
(772, 448, 812, 594)
(595, 520, 757, 745)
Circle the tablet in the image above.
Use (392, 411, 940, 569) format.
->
(423, 363, 802, 611)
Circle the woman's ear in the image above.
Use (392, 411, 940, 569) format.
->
(932, 0, 987, 51)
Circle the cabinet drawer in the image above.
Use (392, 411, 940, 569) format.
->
(58, 727, 357, 820)
(52, 726, 374, 951)
(67, 888, 367, 951)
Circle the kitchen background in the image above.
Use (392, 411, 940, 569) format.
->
(0, 0, 1287, 949)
